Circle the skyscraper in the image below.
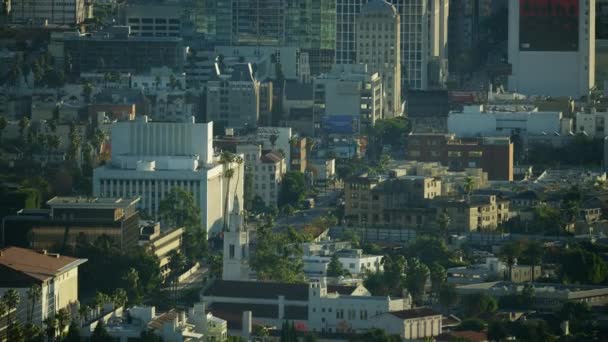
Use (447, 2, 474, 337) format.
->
(336, 0, 449, 90)
(356, 0, 401, 117)
(508, 0, 595, 97)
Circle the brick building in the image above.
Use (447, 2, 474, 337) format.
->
(406, 133, 514, 181)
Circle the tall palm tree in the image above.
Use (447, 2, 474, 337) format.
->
(437, 211, 451, 241)
(18, 116, 30, 142)
(3, 289, 20, 325)
(27, 284, 41, 323)
(0, 300, 7, 340)
(499, 241, 522, 281)
(220, 151, 236, 231)
(524, 241, 544, 282)
(0, 116, 7, 141)
(463, 176, 475, 201)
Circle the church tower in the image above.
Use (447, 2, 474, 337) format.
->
(222, 195, 251, 281)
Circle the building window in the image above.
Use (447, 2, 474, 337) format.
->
(229, 245, 235, 259)
(448, 151, 463, 157)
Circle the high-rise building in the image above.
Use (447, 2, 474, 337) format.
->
(206, 63, 261, 129)
(93, 118, 243, 236)
(448, 0, 492, 73)
(286, 0, 337, 75)
(122, 3, 182, 38)
(230, 0, 287, 46)
(508, 0, 595, 97)
(10, 0, 87, 25)
(355, 0, 401, 117)
(336, 0, 449, 90)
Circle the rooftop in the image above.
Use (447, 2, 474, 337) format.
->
(388, 308, 441, 320)
(0, 247, 87, 283)
(47, 196, 141, 209)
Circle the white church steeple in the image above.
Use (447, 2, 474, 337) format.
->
(222, 195, 250, 281)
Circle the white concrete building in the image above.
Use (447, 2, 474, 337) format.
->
(303, 249, 383, 278)
(508, 0, 596, 97)
(81, 304, 227, 342)
(11, 0, 87, 25)
(0, 247, 87, 326)
(447, 104, 567, 137)
(356, 0, 402, 117)
(313, 64, 383, 132)
(203, 278, 411, 334)
(237, 144, 286, 208)
(93, 118, 243, 236)
(575, 109, 608, 137)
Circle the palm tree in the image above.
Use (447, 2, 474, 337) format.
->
(43, 316, 58, 341)
(463, 176, 475, 201)
(0, 300, 7, 340)
(18, 116, 30, 142)
(0, 116, 7, 141)
(437, 211, 451, 241)
(524, 241, 544, 282)
(220, 151, 236, 231)
(26, 284, 41, 323)
(3, 289, 20, 325)
(499, 241, 522, 281)
(56, 308, 70, 338)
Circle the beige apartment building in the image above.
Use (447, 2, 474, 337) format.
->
(237, 144, 287, 208)
(345, 174, 509, 232)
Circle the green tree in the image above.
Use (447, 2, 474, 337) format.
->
(111, 288, 128, 308)
(158, 187, 207, 262)
(63, 321, 82, 342)
(7, 321, 25, 342)
(404, 258, 430, 304)
(463, 176, 475, 201)
(282, 204, 295, 225)
(327, 255, 349, 277)
(91, 320, 112, 342)
(18, 116, 30, 142)
(280, 171, 307, 207)
(349, 328, 402, 342)
(0, 116, 7, 141)
(560, 248, 608, 284)
(56, 308, 70, 338)
(462, 293, 497, 318)
(487, 320, 509, 342)
(26, 284, 41, 323)
(522, 241, 544, 282)
(499, 241, 523, 281)
(23, 323, 43, 342)
(250, 225, 304, 283)
(404, 236, 453, 266)
(429, 262, 446, 300)
(3, 289, 20, 325)
(436, 211, 451, 241)
(83, 82, 93, 103)
(121, 268, 142, 305)
(439, 284, 459, 313)
(43, 316, 58, 341)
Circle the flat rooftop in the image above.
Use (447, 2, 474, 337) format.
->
(47, 196, 140, 209)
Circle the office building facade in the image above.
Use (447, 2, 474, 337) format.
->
(10, 0, 87, 25)
(336, 0, 448, 90)
(356, 0, 401, 117)
(93, 118, 243, 236)
(508, 0, 596, 97)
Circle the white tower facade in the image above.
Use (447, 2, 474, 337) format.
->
(222, 197, 251, 281)
(508, 0, 595, 97)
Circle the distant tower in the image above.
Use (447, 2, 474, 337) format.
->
(222, 196, 251, 281)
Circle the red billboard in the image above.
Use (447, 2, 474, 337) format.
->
(519, 0, 579, 51)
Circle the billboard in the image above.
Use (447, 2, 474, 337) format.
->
(519, 0, 579, 51)
(322, 115, 359, 134)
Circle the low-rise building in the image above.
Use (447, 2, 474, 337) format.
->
(237, 144, 286, 208)
(139, 222, 184, 278)
(2, 197, 140, 251)
(406, 133, 514, 181)
(0, 247, 87, 325)
(456, 282, 608, 310)
(80, 304, 227, 342)
(575, 109, 608, 138)
(368, 308, 442, 340)
(309, 159, 336, 187)
(301, 241, 383, 278)
(203, 278, 411, 334)
(448, 258, 541, 285)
